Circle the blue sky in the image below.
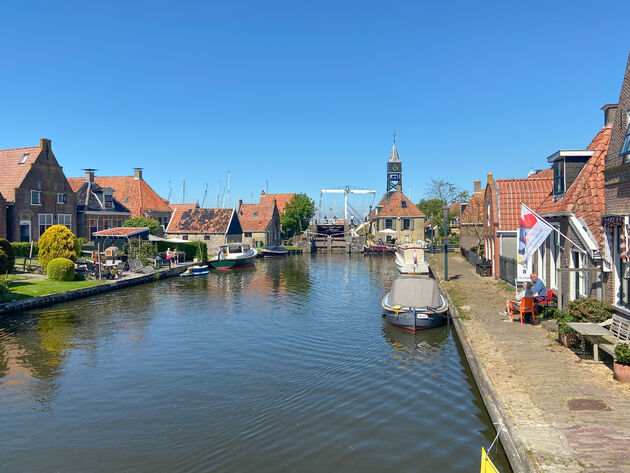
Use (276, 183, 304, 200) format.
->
(1, 1, 628, 216)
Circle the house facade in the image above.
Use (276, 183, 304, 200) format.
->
(238, 199, 281, 247)
(537, 119, 613, 307)
(459, 180, 484, 254)
(165, 208, 243, 253)
(0, 139, 77, 242)
(68, 170, 132, 240)
(368, 191, 425, 244)
(0, 192, 6, 239)
(603, 53, 630, 313)
(483, 173, 553, 280)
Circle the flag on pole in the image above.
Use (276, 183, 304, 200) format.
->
(518, 203, 553, 263)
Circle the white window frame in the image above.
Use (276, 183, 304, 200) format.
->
(57, 193, 67, 204)
(38, 213, 53, 238)
(549, 226, 560, 290)
(31, 190, 41, 205)
(58, 214, 72, 230)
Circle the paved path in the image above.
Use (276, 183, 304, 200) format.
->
(429, 253, 630, 473)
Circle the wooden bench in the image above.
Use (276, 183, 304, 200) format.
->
(568, 314, 630, 362)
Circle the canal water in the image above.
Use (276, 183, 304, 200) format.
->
(0, 254, 511, 473)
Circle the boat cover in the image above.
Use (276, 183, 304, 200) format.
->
(388, 277, 442, 308)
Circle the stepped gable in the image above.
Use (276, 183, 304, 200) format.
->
(0, 145, 43, 201)
(537, 124, 612, 246)
(377, 192, 425, 218)
(166, 208, 234, 234)
(494, 177, 553, 231)
(239, 202, 276, 231)
(259, 192, 294, 214)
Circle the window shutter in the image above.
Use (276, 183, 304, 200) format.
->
(410, 218, 414, 231)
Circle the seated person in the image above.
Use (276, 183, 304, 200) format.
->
(529, 273, 547, 301)
(505, 281, 534, 315)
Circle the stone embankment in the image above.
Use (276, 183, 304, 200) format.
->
(0, 264, 193, 315)
(430, 253, 630, 472)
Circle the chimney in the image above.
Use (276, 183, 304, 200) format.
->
(473, 180, 481, 194)
(40, 138, 51, 152)
(487, 172, 493, 185)
(601, 104, 618, 126)
(238, 199, 243, 210)
(133, 168, 143, 180)
(83, 168, 96, 182)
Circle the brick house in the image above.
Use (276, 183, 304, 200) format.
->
(368, 191, 425, 244)
(69, 168, 172, 230)
(238, 199, 281, 247)
(483, 173, 553, 281)
(165, 208, 243, 254)
(67, 170, 132, 240)
(536, 119, 613, 307)
(0, 139, 76, 242)
(459, 180, 484, 254)
(0, 192, 6, 239)
(603, 53, 630, 312)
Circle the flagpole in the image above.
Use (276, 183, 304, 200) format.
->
(521, 203, 588, 255)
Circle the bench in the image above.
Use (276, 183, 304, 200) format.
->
(568, 314, 630, 362)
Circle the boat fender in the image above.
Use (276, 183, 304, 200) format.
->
(393, 305, 402, 317)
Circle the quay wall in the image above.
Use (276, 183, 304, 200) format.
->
(0, 264, 193, 315)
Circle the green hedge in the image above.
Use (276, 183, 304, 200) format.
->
(156, 241, 208, 262)
(11, 241, 39, 257)
(46, 258, 76, 281)
(0, 239, 15, 274)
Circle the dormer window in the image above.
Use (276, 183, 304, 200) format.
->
(553, 160, 565, 196)
(104, 193, 113, 208)
(401, 200, 407, 208)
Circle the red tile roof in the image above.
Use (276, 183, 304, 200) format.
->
(166, 208, 235, 234)
(239, 201, 277, 231)
(461, 192, 484, 224)
(493, 177, 553, 231)
(259, 193, 295, 214)
(0, 145, 42, 201)
(375, 192, 425, 218)
(93, 227, 149, 237)
(537, 124, 612, 246)
(529, 168, 553, 179)
(169, 203, 198, 212)
(68, 175, 171, 217)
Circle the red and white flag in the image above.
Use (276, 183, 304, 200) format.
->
(518, 203, 552, 263)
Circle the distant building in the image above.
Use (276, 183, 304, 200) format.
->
(68, 170, 132, 240)
(68, 168, 172, 230)
(368, 141, 425, 244)
(0, 138, 76, 242)
(0, 192, 6, 239)
(459, 180, 484, 253)
(165, 208, 243, 253)
(238, 199, 281, 247)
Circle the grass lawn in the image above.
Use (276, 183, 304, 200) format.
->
(14, 256, 41, 268)
(3, 275, 105, 301)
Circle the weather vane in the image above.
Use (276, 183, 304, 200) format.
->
(393, 129, 397, 144)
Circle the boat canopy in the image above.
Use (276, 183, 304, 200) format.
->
(388, 277, 442, 308)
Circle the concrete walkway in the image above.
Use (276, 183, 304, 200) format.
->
(429, 253, 630, 473)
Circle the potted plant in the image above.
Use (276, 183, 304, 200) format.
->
(614, 343, 630, 383)
(556, 310, 578, 348)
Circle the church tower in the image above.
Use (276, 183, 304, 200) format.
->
(386, 136, 402, 197)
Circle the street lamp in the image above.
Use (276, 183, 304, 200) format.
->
(442, 205, 450, 281)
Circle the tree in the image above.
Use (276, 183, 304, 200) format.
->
(281, 193, 316, 238)
(38, 225, 81, 271)
(427, 179, 469, 205)
(416, 198, 444, 220)
(123, 216, 161, 235)
(0, 239, 15, 274)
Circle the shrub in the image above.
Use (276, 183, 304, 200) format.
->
(123, 238, 158, 266)
(540, 307, 558, 319)
(46, 258, 76, 281)
(0, 239, 14, 274)
(155, 241, 208, 262)
(567, 298, 613, 324)
(38, 225, 80, 271)
(0, 275, 11, 302)
(10, 241, 38, 257)
(556, 310, 575, 336)
(615, 343, 630, 365)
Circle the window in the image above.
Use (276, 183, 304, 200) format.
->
(553, 160, 564, 195)
(204, 235, 210, 240)
(38, 213, 53, 237)
(622, 111, 630, 157)
(244, 232, 252, 238)
(401, 200, 407, 208)
(89, 219, 98, 239)
(402, 218, 411, 230)
(571, 251, 587, 300)
(124, 196, 130, 203)
(385, 219, 393, 229)
(182, 235, 188, 240)
(31, 190, 41, 205)
(105, 219, 113, 229)
(253, 212, 258, 218)
(104, 193, 113, 208)
(58, 214, 72, 230)
(615, 226, 630, 307)
(57, 193, 67, 204)
(19, 153, 29, 164)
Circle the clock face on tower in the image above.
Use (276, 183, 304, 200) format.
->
(391, 163, 400, 171)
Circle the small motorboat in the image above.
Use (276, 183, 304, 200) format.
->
(382, 276, 448, 331)
(261, 246, 288, 257)
(180, 265, 210, 277)
(209, 243, 257, 270)
(395, 242, 429, 275)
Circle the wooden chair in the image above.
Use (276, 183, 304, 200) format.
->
(509, 297, 536, 325)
